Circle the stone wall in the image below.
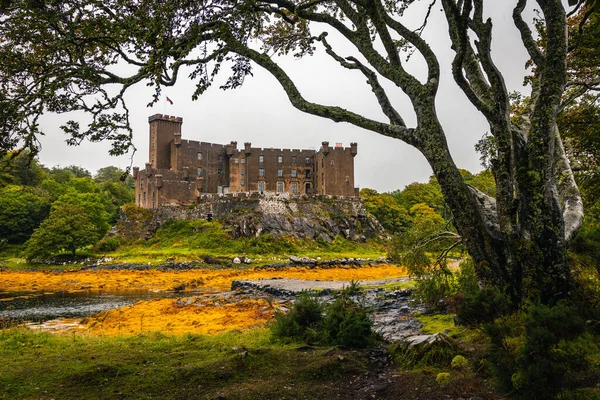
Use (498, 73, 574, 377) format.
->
(149, 193, 385, 242)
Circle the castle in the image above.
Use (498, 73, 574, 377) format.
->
(133, 114, 358, 209)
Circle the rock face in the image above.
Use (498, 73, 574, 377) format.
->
(149, 193, 385, 242)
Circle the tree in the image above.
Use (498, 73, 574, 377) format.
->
(0, 185, 50, 243)
(48, 166, 92, 183)
(95, 166, 134, 188)
(23, 204, 100, 260)
(1, 1, 593, 305)
(360, 188, 412, 233)
(52, 192, 112, 238)
(0, 150, 46, 187)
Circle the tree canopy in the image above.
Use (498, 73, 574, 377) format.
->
(2, 0, 598, 305)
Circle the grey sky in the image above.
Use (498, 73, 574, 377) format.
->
(36, 1, 538, 192)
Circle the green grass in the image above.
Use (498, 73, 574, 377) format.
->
(101, 220, 387, 266)
(1, 220, 389, 270)
(362, 280, 417, 291)
(417, 314, 461, 336)
(0, 328, 369, 400)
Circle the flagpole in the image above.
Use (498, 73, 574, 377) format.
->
(164, 97, 167, 114)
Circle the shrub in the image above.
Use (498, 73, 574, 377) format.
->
(270, 283, 376, 348)
(95, 237, 121, 252)
(270, 292, 323, 344)
(484, 302, 598, 398)
(455, 286, 509, 326)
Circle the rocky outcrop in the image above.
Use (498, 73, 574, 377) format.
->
(149, 193, 385, 242)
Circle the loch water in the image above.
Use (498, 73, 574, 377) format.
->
(0, 290, 180, 322)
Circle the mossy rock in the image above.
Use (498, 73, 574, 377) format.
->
(390, 332, 458, 369)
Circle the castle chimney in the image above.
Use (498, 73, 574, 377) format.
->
(244, 142, 252, 156)
(145, 162, 152, 176)
(322, 141, 330, 156)
(133, 167, 139, 179)
(350, 142, 358, 156)
(156, 174, 163, 189)
(182, 167, 189, 180)
(226, 141, 237, 156)
(174, 132, 182, 147)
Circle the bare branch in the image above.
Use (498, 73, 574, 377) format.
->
(223, 30, 419, 147)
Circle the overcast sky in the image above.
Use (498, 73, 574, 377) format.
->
(36, 1, 539, 193)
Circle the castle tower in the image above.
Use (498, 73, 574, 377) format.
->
(148, 114, 183, 169)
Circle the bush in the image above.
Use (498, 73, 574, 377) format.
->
(483, 302, 598, 398)
(270, 283, 376, 348)
(455, 286, 509, 326)
(95, 237, 121, 252)
(270, 292, 323, 344)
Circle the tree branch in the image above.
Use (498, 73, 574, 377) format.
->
(222, 30, 419, 146)
(513, 0, 545, 66)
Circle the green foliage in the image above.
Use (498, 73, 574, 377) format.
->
(94, 166, 134, 188)
(270, 292, 323, 344)
(95, 236, 121, 252)
(395, 180, 445, 216)
(48, 165, 92, 182)
(360, 188, 412, 233)
(484, 302, 599, 398)
(53, 191, 112, 237)
(270, 284, 376, 349)
(0, 150, 46, 187)
(23, 204, 100, 260)
(0, 185, 50, 243)
(455, 286, 510, 326)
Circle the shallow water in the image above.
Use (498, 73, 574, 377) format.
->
(0, 290, 180, 321)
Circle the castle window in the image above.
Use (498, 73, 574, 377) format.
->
(292, 156, 297, 164)
(259, 155, 264, 163)
(322, 159, 324, 168)
(143, 192, 146, 202)
(241, 168, 245, 175)
(218, 169, 222, 177)
(277, 182, 284, 193)
(258, 181, 265, 193)
(218, 155, 223, 162)
(234, 158, 239, 164)
(140, 179, 144, 189)
(305, 157, 310, 165)
(278, 169, 283, 177)
(292, 183, 297, 194)
(291, 169, 297, 178)
(305, 170, 311, 178)
(305, 183, 311, 194)
(138, 194, 141, 205)
(152, 143, 155, 149)
(241, 179, 245, 186)
(241, 158, 245, 164)
(197, 168, 202, 177)
(259, 168, 265, 177)
(346, 176, 349, 183)
(197, 152, 202, 160)
(278, 155, 283, 163)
